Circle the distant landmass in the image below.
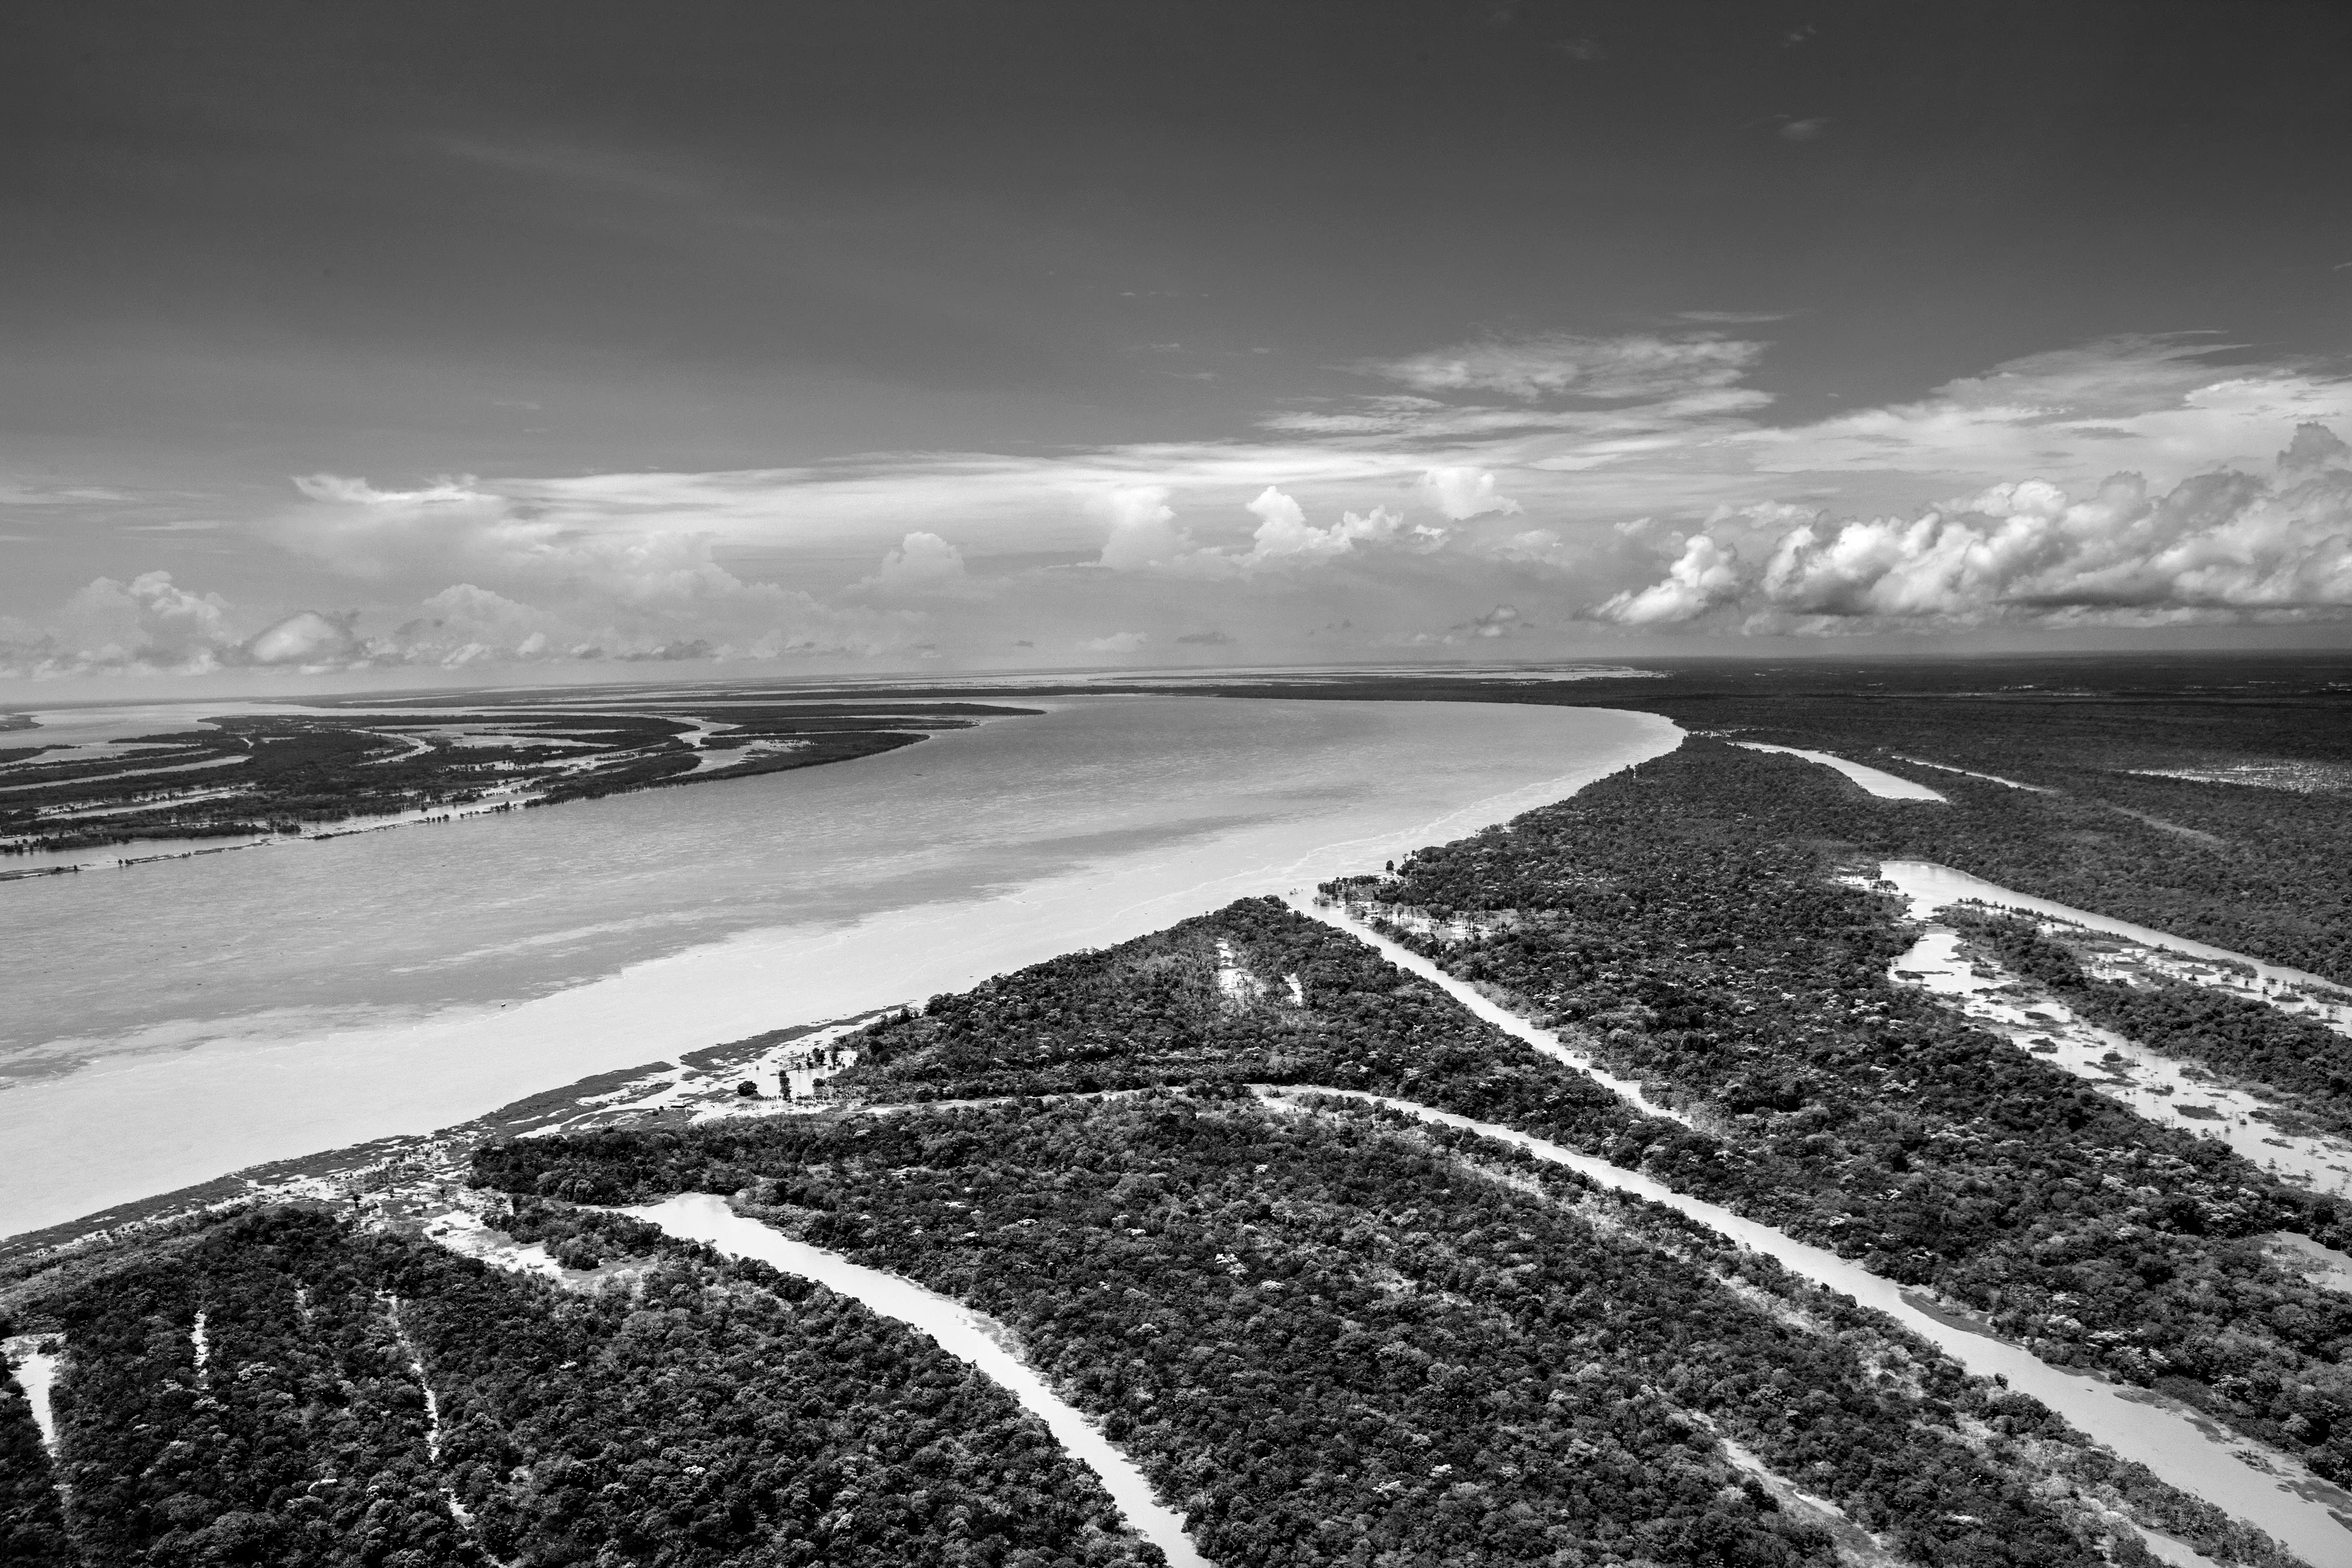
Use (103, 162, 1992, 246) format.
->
(0, 694, 1040, 875)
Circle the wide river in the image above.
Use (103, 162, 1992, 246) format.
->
(0, 695, 1673, 1236)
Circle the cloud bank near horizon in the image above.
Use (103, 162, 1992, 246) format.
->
(1599, 424, 2352, 632)
(5, 333, 2351, 684)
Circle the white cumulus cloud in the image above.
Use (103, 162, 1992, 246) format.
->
(1418, 466, 1522, 520)
(1594, 422, 2352, 629)
(860, 531, 972, 595)
(1093, 485, 1191, 570)
(1594, 536, 1745, 625)
(242, 610, 368, 668)
(1239, 488, 1424, 566)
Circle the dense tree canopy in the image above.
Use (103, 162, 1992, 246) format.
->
(27, 1208, 1152, 1568)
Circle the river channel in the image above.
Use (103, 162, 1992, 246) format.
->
(0, 696, 1673, 1236)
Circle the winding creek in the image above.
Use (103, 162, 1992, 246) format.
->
(1292, 894, 2352, 1568)
(627, 1193, 1212, 1568)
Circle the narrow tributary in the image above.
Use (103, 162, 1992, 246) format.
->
(1891, 926, 2352, 1192)
(627, 1194, 1212, 1568)
(4, 1333, 64, 1454)
(1878, 861, 2352, 1036)
(4, 1332, 72, 1526)
(1289, 894, 2352, 1568)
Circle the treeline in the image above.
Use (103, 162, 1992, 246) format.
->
(477, 1091, 2186, 1568)
(1959, 912, 2352, 1137)
(1352, 738, 2352, 1482)
(25, 1206, 1154, 1568)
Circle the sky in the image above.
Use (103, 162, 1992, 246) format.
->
(3, 0, 2351, 695)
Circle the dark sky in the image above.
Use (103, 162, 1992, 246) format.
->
(5, 1, 2351, 685)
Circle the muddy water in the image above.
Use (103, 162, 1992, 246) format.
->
(1, 698, 1673, 1237)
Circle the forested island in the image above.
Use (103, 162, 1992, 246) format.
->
(0, 694, 1034, 865)
(6, 660, 2351, 1567)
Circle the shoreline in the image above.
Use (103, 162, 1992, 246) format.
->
(0, 1015, 866, 1269)
(1, 699, 1678, 1240)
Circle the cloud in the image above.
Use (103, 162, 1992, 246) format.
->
(1703, 499, 1820, 531)
(1593, 535, 1745, 625)
(390, 584, 563, 668)
(860, 531, 972, 595)
(1418, 466, 1522, 520)
(1358, 333, 1766, 402)
(1087, 485, 1452, 578)
(23, 329, 2352, 686)
(1239, 488, 1430, 566)
(2282, 423, 2352, 475)
(62, 571, 238, 668)
(282, 472, 745, 601)
(0, 483, 135, 506)
(1676, 310, 1795, 325)
(1463, 603, 1526, 639)
(1080, 631, 1149, 653)
(1093, 485, 1191, 570)
(1483, 526, 1580, 567)
(1727, 336, 2352, 489)
(242, 610, 367, 668)
(1779, 117, 1829, 141)
(276, 472, 914, 661)
(1, 572, 380, 677)
(1175, 629, 1233, 645)
(1593, 423, 2352, 629)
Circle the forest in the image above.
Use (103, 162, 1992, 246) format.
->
(475, 1091, 2242, 1568)
(5, 1206, 1154, 1568)
(813, 860, 2352, 1487)
(1342, 738, 2352, 1480)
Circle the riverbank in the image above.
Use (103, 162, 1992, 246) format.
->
(1, 698, 1677, 1237)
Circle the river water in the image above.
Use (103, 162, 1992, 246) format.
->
(0, 696, 1673, 1237)
(1879, 861, 2352, 1029)
(1725, 743, 1950, 802)
(633, 1194, 1211, 1568)
(1302, 898, 2352, 1567)
(1889, 926, 2352, 1192)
